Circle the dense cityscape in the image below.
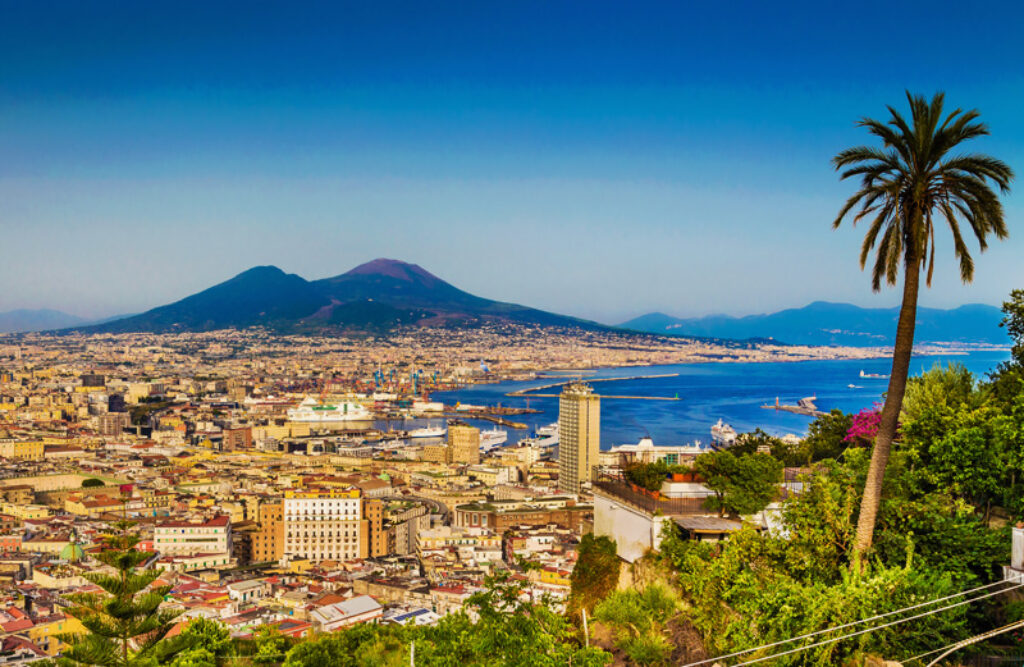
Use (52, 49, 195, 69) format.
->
(0, 324, 880, 661)
(4, 2, 1024, 665)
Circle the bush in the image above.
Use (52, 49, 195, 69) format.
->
(81, 478, 104, 488)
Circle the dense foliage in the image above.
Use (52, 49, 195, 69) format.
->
(657, 292, 1024, 664)
(569, 534, 620, 615)
(282, 572, 610, 667)
(693, 450, 783, 517)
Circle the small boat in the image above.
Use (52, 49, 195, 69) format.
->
(848, 384, 863, 389)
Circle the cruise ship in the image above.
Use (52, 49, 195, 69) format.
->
(408, 424, 446, 439)
(287, 396, 372, 423)
(480, 428, 508, 452)
(710, 419, 738, 446)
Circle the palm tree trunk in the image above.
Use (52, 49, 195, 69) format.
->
(853, 253, 921, 558)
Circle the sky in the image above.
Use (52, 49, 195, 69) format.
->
(1, 0, 1023, 324)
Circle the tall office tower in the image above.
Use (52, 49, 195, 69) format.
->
(557, 382, 600, 494)
(448, 422, 481, 465)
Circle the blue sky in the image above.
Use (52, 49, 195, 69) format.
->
(2, 0, 1022, 322)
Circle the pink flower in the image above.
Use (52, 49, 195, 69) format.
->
(845, 405, 883, 443)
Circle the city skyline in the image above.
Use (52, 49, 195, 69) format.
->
(2, 1, 1022, 321)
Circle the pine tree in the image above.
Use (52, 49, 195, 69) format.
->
(57, 522, 184, 667)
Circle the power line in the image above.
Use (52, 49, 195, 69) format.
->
(905, 619, 1024, 666)
(728, 583, 1024, 667)
(682, 579, 1016, 667)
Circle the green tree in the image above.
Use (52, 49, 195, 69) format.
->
(569, 534, 620, 615)
(82, 478, 105, 488)
(282, 572, 610, 667)
(1002, 288, 1024, 368)
(832, 91, 1014, 556)
(729, 428, 784, 457)
(252, 627, 293, 665)
(901, 362, 986, 423)
(693, 451, 783, 517)
(990, 289, 1024, 405)
(165, 618, 232, 667)
(57, 524, 183, 667)
(788, 411, 853, 465)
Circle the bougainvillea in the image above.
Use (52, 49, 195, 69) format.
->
(845, 405, 883, 443)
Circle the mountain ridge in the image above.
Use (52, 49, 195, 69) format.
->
(75, 259, 608, 334)
(619, 301, 1006, 346)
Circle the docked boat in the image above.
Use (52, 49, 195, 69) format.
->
(480, 428, 508, 452)
(710, 419, 737, 446)
(408, 425, 446, 439)
(287, 396, 371, 423)
(536, 422, 559, 437)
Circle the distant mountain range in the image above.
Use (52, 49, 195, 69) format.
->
(73, 259, 607, 334)
(0, 309, 90, 333)
(4, 266, 1006, 346)
(619, 301, 1007, 347)
(0, 310, 133, 334)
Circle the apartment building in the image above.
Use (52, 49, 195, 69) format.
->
(154, 515, 232, 555)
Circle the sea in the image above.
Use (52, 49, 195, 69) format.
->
(425, 350, 1010, 450)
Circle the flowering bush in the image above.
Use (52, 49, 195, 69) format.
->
(845, 405, 883, 443)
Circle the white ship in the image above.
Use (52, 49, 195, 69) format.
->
(536, 422, 559, 437)
(710, 419, 737, 446)
(480, 428, 508, 452)
(408, 425, 446, 439)
(287, 396, 371, 423)
(860, 370, 890, 379)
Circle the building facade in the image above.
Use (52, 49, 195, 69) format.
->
(282, 489, 366, 562)
(153, 515, 232, 555)
(448, 423, 480, 465)
(557, 382, 600, 493)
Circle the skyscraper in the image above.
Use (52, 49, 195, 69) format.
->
(448, 422, 481, 465)
(558, 382, 600, 493)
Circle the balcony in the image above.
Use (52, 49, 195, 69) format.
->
(592, 479, 708, 516)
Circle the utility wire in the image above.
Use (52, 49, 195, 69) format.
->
(727, 583, 1024, 667)
(682, 579, 1017, 667)
(904, 618, 1024, 666)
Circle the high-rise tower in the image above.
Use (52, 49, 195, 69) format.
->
(558, 382, 600, 493)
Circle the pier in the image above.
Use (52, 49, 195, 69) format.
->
(506, 373, 682, 401)
(761, 396, 826, 417)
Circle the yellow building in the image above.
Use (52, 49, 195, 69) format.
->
(557, 382, 600, 494)
(0, 440, 44, 461)
(2, 503, 50, 520)
(448, 423, 480, 465)
(29, 614, 85, 656)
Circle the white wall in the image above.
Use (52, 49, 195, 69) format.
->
(593, 492, 673, 563)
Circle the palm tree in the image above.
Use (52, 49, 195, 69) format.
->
(833, 91, 1013, 557)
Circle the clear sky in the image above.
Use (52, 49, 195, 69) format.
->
(2, 0, 1022, 323)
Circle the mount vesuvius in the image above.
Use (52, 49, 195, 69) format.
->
(78, 259, 607, 334)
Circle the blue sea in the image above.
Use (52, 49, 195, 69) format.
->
(428, 350, 1010, 449)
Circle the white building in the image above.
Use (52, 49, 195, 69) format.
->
(154, 516, 232, 555)
(310, 595, 383, 632)
(602, 437, 709, 468)
(283, 490, 364, 562)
